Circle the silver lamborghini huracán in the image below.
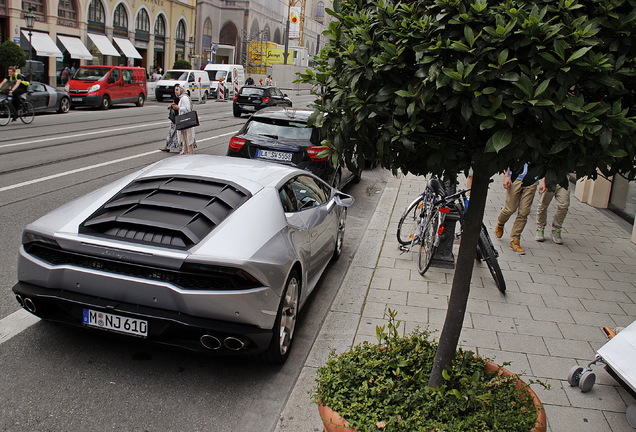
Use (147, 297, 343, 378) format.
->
(13, 155, 353, 364)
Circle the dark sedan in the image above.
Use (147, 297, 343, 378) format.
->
(232, 85, 292, 117)
(227, 107, 360, 188)
(27, 82, 71, 114)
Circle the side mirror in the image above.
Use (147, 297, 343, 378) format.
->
(333, 192, 354, 208)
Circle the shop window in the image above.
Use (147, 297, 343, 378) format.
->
(57, 0, 77, 27)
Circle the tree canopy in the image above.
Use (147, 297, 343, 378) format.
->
(300, 0, 636, 387)
(0, 41, 27, 70)
(300, 0, 636, 185)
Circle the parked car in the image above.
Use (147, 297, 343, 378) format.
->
(233, 85, 292, 117)
(12, 155, 353, 364)
(227, 107, 361, 188)
(26, 82, 71, 114)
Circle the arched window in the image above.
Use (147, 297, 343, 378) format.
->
(202, 19, 213, 49)
(316, 1, 325, 23)
(57, 0, 78, 27)
(113, 3, 128, 36)
(22, 0, 45, 21)
(176, 20, 186, 41)
(87, 0, 105, 32)
(136, 9, 150, 33)
(155, 15, 166, 37)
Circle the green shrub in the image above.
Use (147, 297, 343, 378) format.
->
(315, 310, 544, 432)
(172, 59, 192, 70)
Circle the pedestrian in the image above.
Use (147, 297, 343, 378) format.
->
(265, 74, 273, 85)
(174, 84, 196, 155)
(259, 78, 264, 85)
(535, 178, 570, 244)
(494, 164, 539, 255)
(70, 65, 76, 75)
(60, 67, 70, 86)
(245, 75, 255, 85)
(158, 86, 182, 153)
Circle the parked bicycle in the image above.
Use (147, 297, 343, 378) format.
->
(397, 177, 506, 292)
(0, 94, 35, 126)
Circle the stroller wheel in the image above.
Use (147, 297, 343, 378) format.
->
(578, 370, 596, 393)
(568, 366, 584, 386)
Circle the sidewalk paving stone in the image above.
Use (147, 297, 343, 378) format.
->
(275, 172, 636, 432)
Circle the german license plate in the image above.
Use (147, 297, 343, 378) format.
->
(241, 105, 256, 111)
(257, 149, 293, 162)
(72, 98, 82, 102)
(82, 308, 148, 337)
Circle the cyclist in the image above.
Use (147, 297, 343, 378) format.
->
(0, 66, 30, 120)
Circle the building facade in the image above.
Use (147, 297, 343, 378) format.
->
(0, 0, 196, 85)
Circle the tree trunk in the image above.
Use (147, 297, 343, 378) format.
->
(428, 168, 492, 387)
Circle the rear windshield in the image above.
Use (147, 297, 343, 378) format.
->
(240, 88, 265, 97)
(72, 67, 111, 81)
(163, 71, 189, 80)
(246, 118, 317, 142)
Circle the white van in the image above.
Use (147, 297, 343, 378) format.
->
(154, 69, 210, 102)
(204, 64, 245, 98)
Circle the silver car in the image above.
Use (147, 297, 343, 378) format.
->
(13, 155, 353, 364)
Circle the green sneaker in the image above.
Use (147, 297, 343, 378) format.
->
(535, 227, 545, 242)
(551, 229, 563, 244)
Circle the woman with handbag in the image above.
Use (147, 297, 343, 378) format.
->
(159, 87, 181, 153)
(174, 84, 197, 155)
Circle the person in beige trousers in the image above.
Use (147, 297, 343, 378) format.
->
(494, 164, 538, 255)
(534, 177, 570, 244)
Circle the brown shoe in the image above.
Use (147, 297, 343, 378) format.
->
(510, 239, 525, 255)
(495, 224, 504, 238)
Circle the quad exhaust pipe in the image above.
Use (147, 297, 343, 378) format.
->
(16, 295, 37, 313)
(200, 334, 247, 351)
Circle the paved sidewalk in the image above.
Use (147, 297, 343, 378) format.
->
(275, 173, 636, 432)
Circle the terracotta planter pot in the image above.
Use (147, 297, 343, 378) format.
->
(318, 362, 547, 432)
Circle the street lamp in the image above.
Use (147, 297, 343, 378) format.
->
(24, 7, 36, 82)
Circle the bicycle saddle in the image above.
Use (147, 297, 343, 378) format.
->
(429, 178, 446, 197)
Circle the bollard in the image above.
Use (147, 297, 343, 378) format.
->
(430, 178, 458, 269)
(217, 80, 225, 101)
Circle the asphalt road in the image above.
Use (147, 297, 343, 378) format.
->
(0, 94, 390, 432)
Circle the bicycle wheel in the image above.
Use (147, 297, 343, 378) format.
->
(20, 101, 35, 124)
(0, 101, 11, 126)
(397, 196, 424, 245)
(477, 227, 506, 292)
(418, 209, 439, 275)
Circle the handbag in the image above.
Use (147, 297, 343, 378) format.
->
(175, 110, 199, 130)
(168, 108, 176, 123)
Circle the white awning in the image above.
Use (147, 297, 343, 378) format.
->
(57, 35, 93, 60)
(113, 37, 143, 59)
(87, 33, 119, 57)
(21, 30, 63, 57)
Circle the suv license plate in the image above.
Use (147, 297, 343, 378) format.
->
(257, 149, 293, 162)
(82, 308, 148, 337)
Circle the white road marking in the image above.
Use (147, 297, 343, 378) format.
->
(0, 121, 166, 149)
(0, 308, 40, 345)
(0, 131, 235, 193)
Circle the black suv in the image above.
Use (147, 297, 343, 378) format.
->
(232, 86, 292, 117)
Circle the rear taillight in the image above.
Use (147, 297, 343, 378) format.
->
(306, 146, 330, 161)
(261, 97, 270, 103)
(233, 95, 238, 101)
(228, 136, 246, 152)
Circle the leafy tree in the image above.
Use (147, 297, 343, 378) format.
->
(0, 41, 27, 71)
(300, 0, 636, 387)
(173, 59, 192, 69)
